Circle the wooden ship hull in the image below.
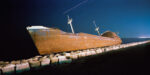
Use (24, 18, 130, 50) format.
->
(27, 26, 122, 55)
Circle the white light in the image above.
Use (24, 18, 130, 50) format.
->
(138, 36, 150, 38)
(26, 26, 49, 30)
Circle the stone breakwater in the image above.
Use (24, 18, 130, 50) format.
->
(0, 40, 150, 75)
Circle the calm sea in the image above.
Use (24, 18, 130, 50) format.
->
(121, 38, 150, 44)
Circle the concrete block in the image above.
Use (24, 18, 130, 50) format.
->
(15, 61, 30, 73)
(39, 58, 50, 66)
(43, 55, 48, 58)
(55, 54, 61, 57)
(112, 46, 119, 50)
(35, 55, 42, 58)
(81, 52, 86, 57)
(32, 57, 39, 61)
(29, 60, 40, 69)
(58, 56, 72, 64)
(64, 53, 71, 59)
(11, 60, 20, 65)
(70, 53, 78, 59)
(49, 54, 54, 58)
(78, 52, 82, 58)
(50, 56, 59, 64)
(96, 49, 102, 54)
(1, 64, 15, 74)
(90, 50, 96, 55)
(82, 50, 88, 56)
(105, 47, 112, 51)
(100, 48, 105, 52)
(86, 50, 92, 56)
(78, 52, 86, 58)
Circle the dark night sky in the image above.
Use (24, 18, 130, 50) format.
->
(3, 0, 150, 38)
(1, 0, 150, 60)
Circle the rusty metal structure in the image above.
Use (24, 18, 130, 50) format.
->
(26, 26, 122, 55)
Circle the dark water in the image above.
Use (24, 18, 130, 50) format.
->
(121, 38, 150, 44)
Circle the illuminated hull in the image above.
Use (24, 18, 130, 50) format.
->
(27, 26, 122, 55)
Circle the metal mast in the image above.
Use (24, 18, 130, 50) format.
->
(93, 20, 100, 36)
(67, 15, 75, 34)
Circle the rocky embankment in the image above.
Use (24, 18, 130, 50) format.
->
(0, 40, 150, 75)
